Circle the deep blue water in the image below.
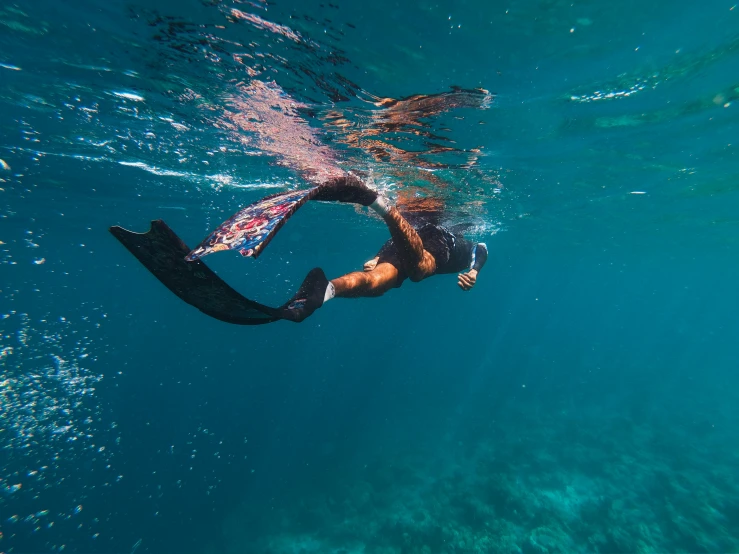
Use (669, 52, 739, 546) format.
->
(1, 0, 739, 553)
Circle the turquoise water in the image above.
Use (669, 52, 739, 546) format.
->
(2, 0, 739, 552)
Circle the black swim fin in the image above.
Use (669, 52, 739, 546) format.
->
(110, 221, 331, 325)
(110, 220, 281, 325)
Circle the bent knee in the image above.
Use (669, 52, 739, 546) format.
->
(366, 272, 395, 294)
(366, 275, 385, 289)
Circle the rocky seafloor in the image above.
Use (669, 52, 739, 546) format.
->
(214, 401, 739, 554)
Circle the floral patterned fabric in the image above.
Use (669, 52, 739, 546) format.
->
(186, 188, 318, 261)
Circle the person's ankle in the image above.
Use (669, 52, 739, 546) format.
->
(370, 196, 392, 217)
(323, 281, 336, 302)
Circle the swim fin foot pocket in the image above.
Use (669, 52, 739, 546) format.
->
(277, 268, 329, 323)
(312, 175, 378, 206)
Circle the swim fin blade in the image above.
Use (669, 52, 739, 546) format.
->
(186, 188, 319, 262)
(110, 220, 281, 325)
(185, 178, 378, 263)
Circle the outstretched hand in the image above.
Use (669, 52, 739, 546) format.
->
(364, 257, 379, 272)
(458, 269, 478, 291)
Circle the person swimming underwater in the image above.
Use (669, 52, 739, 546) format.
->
(110, 175, 488, 325)
(278, 175, 488, 322)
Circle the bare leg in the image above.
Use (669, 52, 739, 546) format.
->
(331, 263, 400, 298)
(381, 206, 436, 282)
